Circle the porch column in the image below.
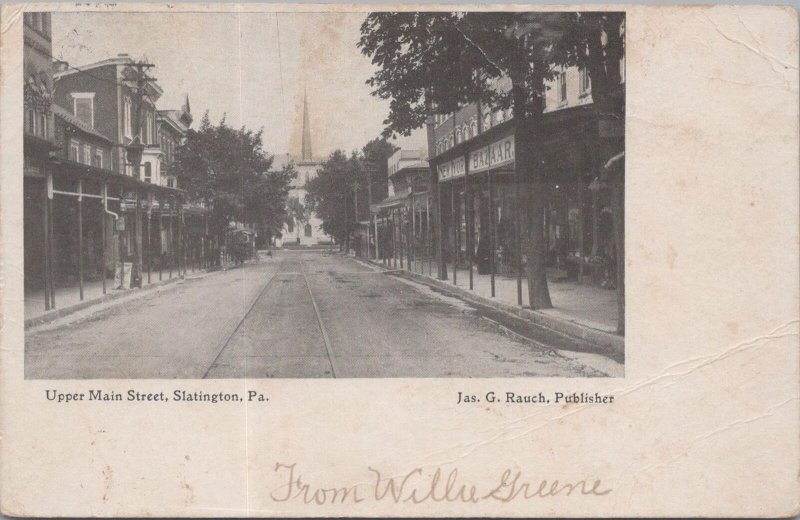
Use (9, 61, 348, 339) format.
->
(373, 213, 380, 261)
(47, 173, 55, 309)
(77, 179, 84, 300)
(488, 169, 496, 298)
(451, 182, 457, 286)
(146, 192, 153, 285)
(465, 160, 473, 290)
(168, 197, 173, 279)
(42, 176, 51, 310)
(426, 193, 431, 276)
(101, 182, 107, 295)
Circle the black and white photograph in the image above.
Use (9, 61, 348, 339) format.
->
(23, 10, 625, 379)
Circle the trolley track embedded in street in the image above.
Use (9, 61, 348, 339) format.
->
(202, 269, 283, 379)
(300, 258, 339, 378)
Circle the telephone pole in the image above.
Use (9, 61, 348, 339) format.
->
(123, 60, 157, 288)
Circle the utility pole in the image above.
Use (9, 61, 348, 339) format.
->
(124, 60, 156, 288)
(365, 159, 375, 260)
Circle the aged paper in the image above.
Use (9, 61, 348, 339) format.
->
(1, 3, 798, 517)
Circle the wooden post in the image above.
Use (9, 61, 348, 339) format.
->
(426, 194, 431, 276)
(451, 182, 457, 286)
(466, 162, 473, 290)
(47, 174, 56, 309)
(435, 168, 446, 281)
(135, 189, 143, 288)
(158, 195, 163, 281)
(374, 213, 380, 261)
(411, 189, 416, 272)
(42, 178, 51, 311)
(101, 182, 107, 295)
(168, 197, 173, 279)
(400, 207, 405, 270)
(391, 209, 397, 269)
(146, 192, 152, 285)
(489, 169, 496, 298)
(577, 176, 585, 285)
(77, 179, 84, 301)
(516, 162, 523, 306)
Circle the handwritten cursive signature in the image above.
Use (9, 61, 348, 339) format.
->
(269, 462, 611, 505)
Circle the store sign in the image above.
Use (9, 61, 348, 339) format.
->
(470, 135, 515, 173)
(437, 156, 466, 182)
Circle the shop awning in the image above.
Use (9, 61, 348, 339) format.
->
(371, 192, 409, 212)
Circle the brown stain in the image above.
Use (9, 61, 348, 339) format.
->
(726, 321, 739, 334)
(101, 465, 113, 502)
(666, 245, 677, 269)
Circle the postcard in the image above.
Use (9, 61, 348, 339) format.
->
(1, 3, 797, 517)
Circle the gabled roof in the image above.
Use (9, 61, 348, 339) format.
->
(52, 104, 113, 144)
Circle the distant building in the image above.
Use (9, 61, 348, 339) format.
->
(275, 92, 331, 247)
(369, 149, 430, 265)
(157, 96, 193, 188)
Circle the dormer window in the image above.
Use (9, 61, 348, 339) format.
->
(72, 93, 95, 128)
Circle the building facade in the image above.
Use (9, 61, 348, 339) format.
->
(369, 150, 431, 267)
(428, 51, 625, 293)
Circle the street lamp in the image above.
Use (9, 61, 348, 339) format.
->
(125, 136, 144, 169)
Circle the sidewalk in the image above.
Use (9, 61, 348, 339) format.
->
(367, 255, 623, 357)
(25, 264, 217, 329)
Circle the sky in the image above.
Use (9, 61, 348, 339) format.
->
(51, 11, 427, 160)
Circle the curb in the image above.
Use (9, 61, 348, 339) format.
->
(24, 268, 224, 330)
(360, 257, 624, 358)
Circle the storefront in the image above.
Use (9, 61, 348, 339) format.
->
(433, 116, 618, 301)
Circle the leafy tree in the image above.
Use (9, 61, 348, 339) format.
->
(173, 112, 294, 249)
(515, 12, 625, 332)
(359, 12, 577, 309)
(286, 196, 308, 232)
(360, 12, 625, 324)
(305, 150, 365, 251)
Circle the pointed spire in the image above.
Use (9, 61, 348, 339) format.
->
(181, 93, 193, 126)
(301, 88, 312, 163)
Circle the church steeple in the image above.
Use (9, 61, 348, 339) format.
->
(300, 89, 313, 163)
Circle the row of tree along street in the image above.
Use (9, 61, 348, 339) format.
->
(305, 12, 625, 334)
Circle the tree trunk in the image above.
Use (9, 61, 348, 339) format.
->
(513, 82, 552, 310)
(609, 159, 624, 335)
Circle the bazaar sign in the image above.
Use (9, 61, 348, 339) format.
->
(437, 156, 466, 182)
(470, 135, 515, 174)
